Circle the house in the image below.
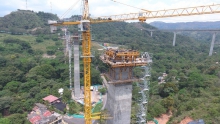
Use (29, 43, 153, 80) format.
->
(27, 103, 62, 124)
(43, 95, 66, 112)
(43, 95, 59, 104)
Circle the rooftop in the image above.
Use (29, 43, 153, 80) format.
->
(53, 101, 66, 111)
(43, 95, 59, 103)
(28, 103, 62, 124)
(35, 103, 47, 109)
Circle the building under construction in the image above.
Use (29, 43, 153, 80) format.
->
(100, 48, 149, 124)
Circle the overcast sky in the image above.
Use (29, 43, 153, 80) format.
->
(1, 0, 220, 23)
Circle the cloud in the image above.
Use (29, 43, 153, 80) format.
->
(0, 0, 220, 22)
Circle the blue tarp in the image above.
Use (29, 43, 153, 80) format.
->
(68, 114, 84, 118)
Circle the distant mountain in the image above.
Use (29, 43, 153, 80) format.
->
(150, 21, 220, 29)
(0, 9, 59, 34)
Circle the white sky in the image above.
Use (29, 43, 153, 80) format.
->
(0, 0, 220, 23)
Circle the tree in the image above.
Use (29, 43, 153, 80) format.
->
(36, 37, 43, 43)
(0, 97, 13, 111)
(149, 102, 166, 117)
(4, 81, 21, 93)
(27, 64, 55, 79)
(19, 81, 38, 93)
(91, 68, 102, 85)
(159, 82, 178, 97)
(0, 90, 13, 97)
(0, 118, 11, 124)
(62, 88, 71, 103)
(0, 66, 24, 87)
(7, 114, 28, 124)
(69, 102, 79, 114)
(0, 57, 7, 67)
(9, 101, 23, 114)
(98, 88, 107, 95)
(29, 86, 41, 97)
(162, 96, 174, 110)
(46, 46, 58, 55)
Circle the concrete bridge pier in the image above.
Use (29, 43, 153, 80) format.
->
(150, 31, 153, 37)
(100, 49, 148, 124)
(173, 32, 176, 46)
(105, 83, 132, 124)
(73, 36, 81, 98)
(209, 32, 216, 56)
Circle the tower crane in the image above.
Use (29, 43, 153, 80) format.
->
(48, 1, 220, 124)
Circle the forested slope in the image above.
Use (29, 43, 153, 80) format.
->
(0, 10, 58, 34)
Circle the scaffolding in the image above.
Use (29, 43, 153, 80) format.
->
(67, 32, 73, 90)
(136, 52, 152, 124)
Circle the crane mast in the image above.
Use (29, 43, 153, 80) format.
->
(83, 0, 89, 19)
(81, 0, 92, 123)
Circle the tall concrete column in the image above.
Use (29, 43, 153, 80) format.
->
(150, 31, 153, 37)
(105, 83, 132, 124)
(209, 32, 216, 56)
(173, 32, 176, 46)
(68, 38, 72, 90)
(74, 38, 81, 98)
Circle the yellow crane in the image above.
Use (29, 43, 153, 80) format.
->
(49, 1, 220, 124)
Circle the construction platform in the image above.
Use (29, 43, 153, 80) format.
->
(100, 48, 148, 84)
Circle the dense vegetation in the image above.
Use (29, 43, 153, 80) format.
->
(0, 10, 220, 124)
(0, 10, 58, 35)
(0, 34, 102, 123)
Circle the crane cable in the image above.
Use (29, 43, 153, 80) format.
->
(110, 0, 150, 12)
(60, 0, 81, 19)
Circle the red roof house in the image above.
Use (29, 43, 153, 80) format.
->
(43, 95, 59, 103)
(29, 115, 41, 124)
(43, 110, 52, 117)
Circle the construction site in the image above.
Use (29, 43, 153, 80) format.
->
(46, 0, 220, 124)
(61, 30, 152, 124)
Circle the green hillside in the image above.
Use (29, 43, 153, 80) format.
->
(0, 10, 58, 34)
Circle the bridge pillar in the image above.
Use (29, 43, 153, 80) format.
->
(209, 32, 216, 56)
(73, 36, 81, 98)
(173, 32, 176, 46)
(150, 31, 153, 37)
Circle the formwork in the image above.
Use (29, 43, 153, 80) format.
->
(100, 48, 148, 124)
